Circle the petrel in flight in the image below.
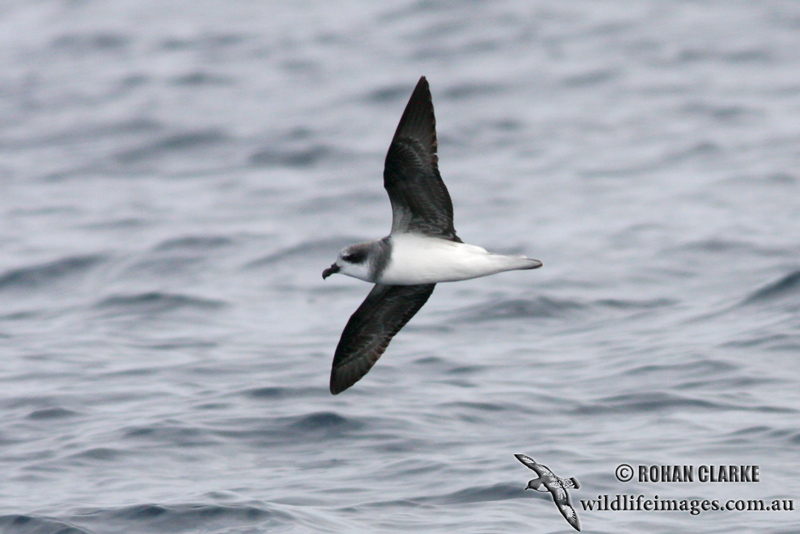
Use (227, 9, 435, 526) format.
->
(515, 453, 581, 531)
(322, 76, 541, 394)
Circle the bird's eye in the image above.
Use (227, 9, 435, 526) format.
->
(344, 250, 367, 264)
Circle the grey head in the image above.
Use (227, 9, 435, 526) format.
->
(515, 454, 581, 532)
(322, 240, 390, 283)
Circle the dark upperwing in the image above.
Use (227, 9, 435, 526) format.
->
(383, 76, 461, 242)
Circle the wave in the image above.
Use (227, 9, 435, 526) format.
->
(93, 292, 225, 316)
(742, 269, 800, 305)
(573, 391, 793, 416)
(0, 255, 105, 293)
(50, 32, 129, 54)
(248, 144, 332, 168)
(153, 235, 234, 252)
(723, 425, 800, 447)
(1, 502, 292, 534)
(237, 385, 318, 399)
(0, 515, 90, 534)
(104, 503, 279, 526)
(422, 483, 520, 505)
(287, 411, 365, 434)
(595, 297, 677, 310)
(114, 129, 229, 164)
(246, 237, 357, 268)
(26, 407, 81, 420)
(455, 296, 585, 322)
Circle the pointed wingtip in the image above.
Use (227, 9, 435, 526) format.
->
(413, 75, 430, 101)
(329, 374, 339, 394)
(329, 355, 378, 395)
(329, 368, 351, 395)
(515, 453, 536, 467)
(391, 76, 436, 148)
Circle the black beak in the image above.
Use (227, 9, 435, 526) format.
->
(322, 263, 340, 279)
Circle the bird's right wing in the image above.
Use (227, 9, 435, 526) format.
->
(383, 77, 460, 242)
(514, 453, 539, 471)
(514, 453, 549, 477)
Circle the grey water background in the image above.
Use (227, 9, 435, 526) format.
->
(1, 1, 799, 532)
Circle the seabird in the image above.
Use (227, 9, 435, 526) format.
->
(323, 76, 541, 394)
(515, 453, 581, 532)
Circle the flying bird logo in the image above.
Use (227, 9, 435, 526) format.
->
(515, 453, 581, 531)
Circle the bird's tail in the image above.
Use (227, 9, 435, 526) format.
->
(495, 255, 542, 271)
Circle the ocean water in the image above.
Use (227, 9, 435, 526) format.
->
(1, 1, 799, 533)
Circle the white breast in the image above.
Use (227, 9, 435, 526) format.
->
(378, 234, 537, 285)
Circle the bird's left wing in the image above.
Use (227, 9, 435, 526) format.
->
(551, 487, 581, 532)
(330, 283, 435, 394)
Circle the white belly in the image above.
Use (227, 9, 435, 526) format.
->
(378, 234, 537, 285)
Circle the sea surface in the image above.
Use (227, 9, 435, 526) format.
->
(1, 1, 799, 533)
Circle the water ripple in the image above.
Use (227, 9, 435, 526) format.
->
(455, 296, 584, 322)
(574, 391, 793, 415)
(0, 515, 90, 534)
(742, 270, 800, 305)
(0, 255, 105, 293)
(94, 292, 225, 316)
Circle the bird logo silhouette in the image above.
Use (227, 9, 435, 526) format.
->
(515, 453, 581, 531)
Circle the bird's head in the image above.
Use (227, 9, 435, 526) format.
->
(322, 242, 373, 282)
(525, 478, 545, 491)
